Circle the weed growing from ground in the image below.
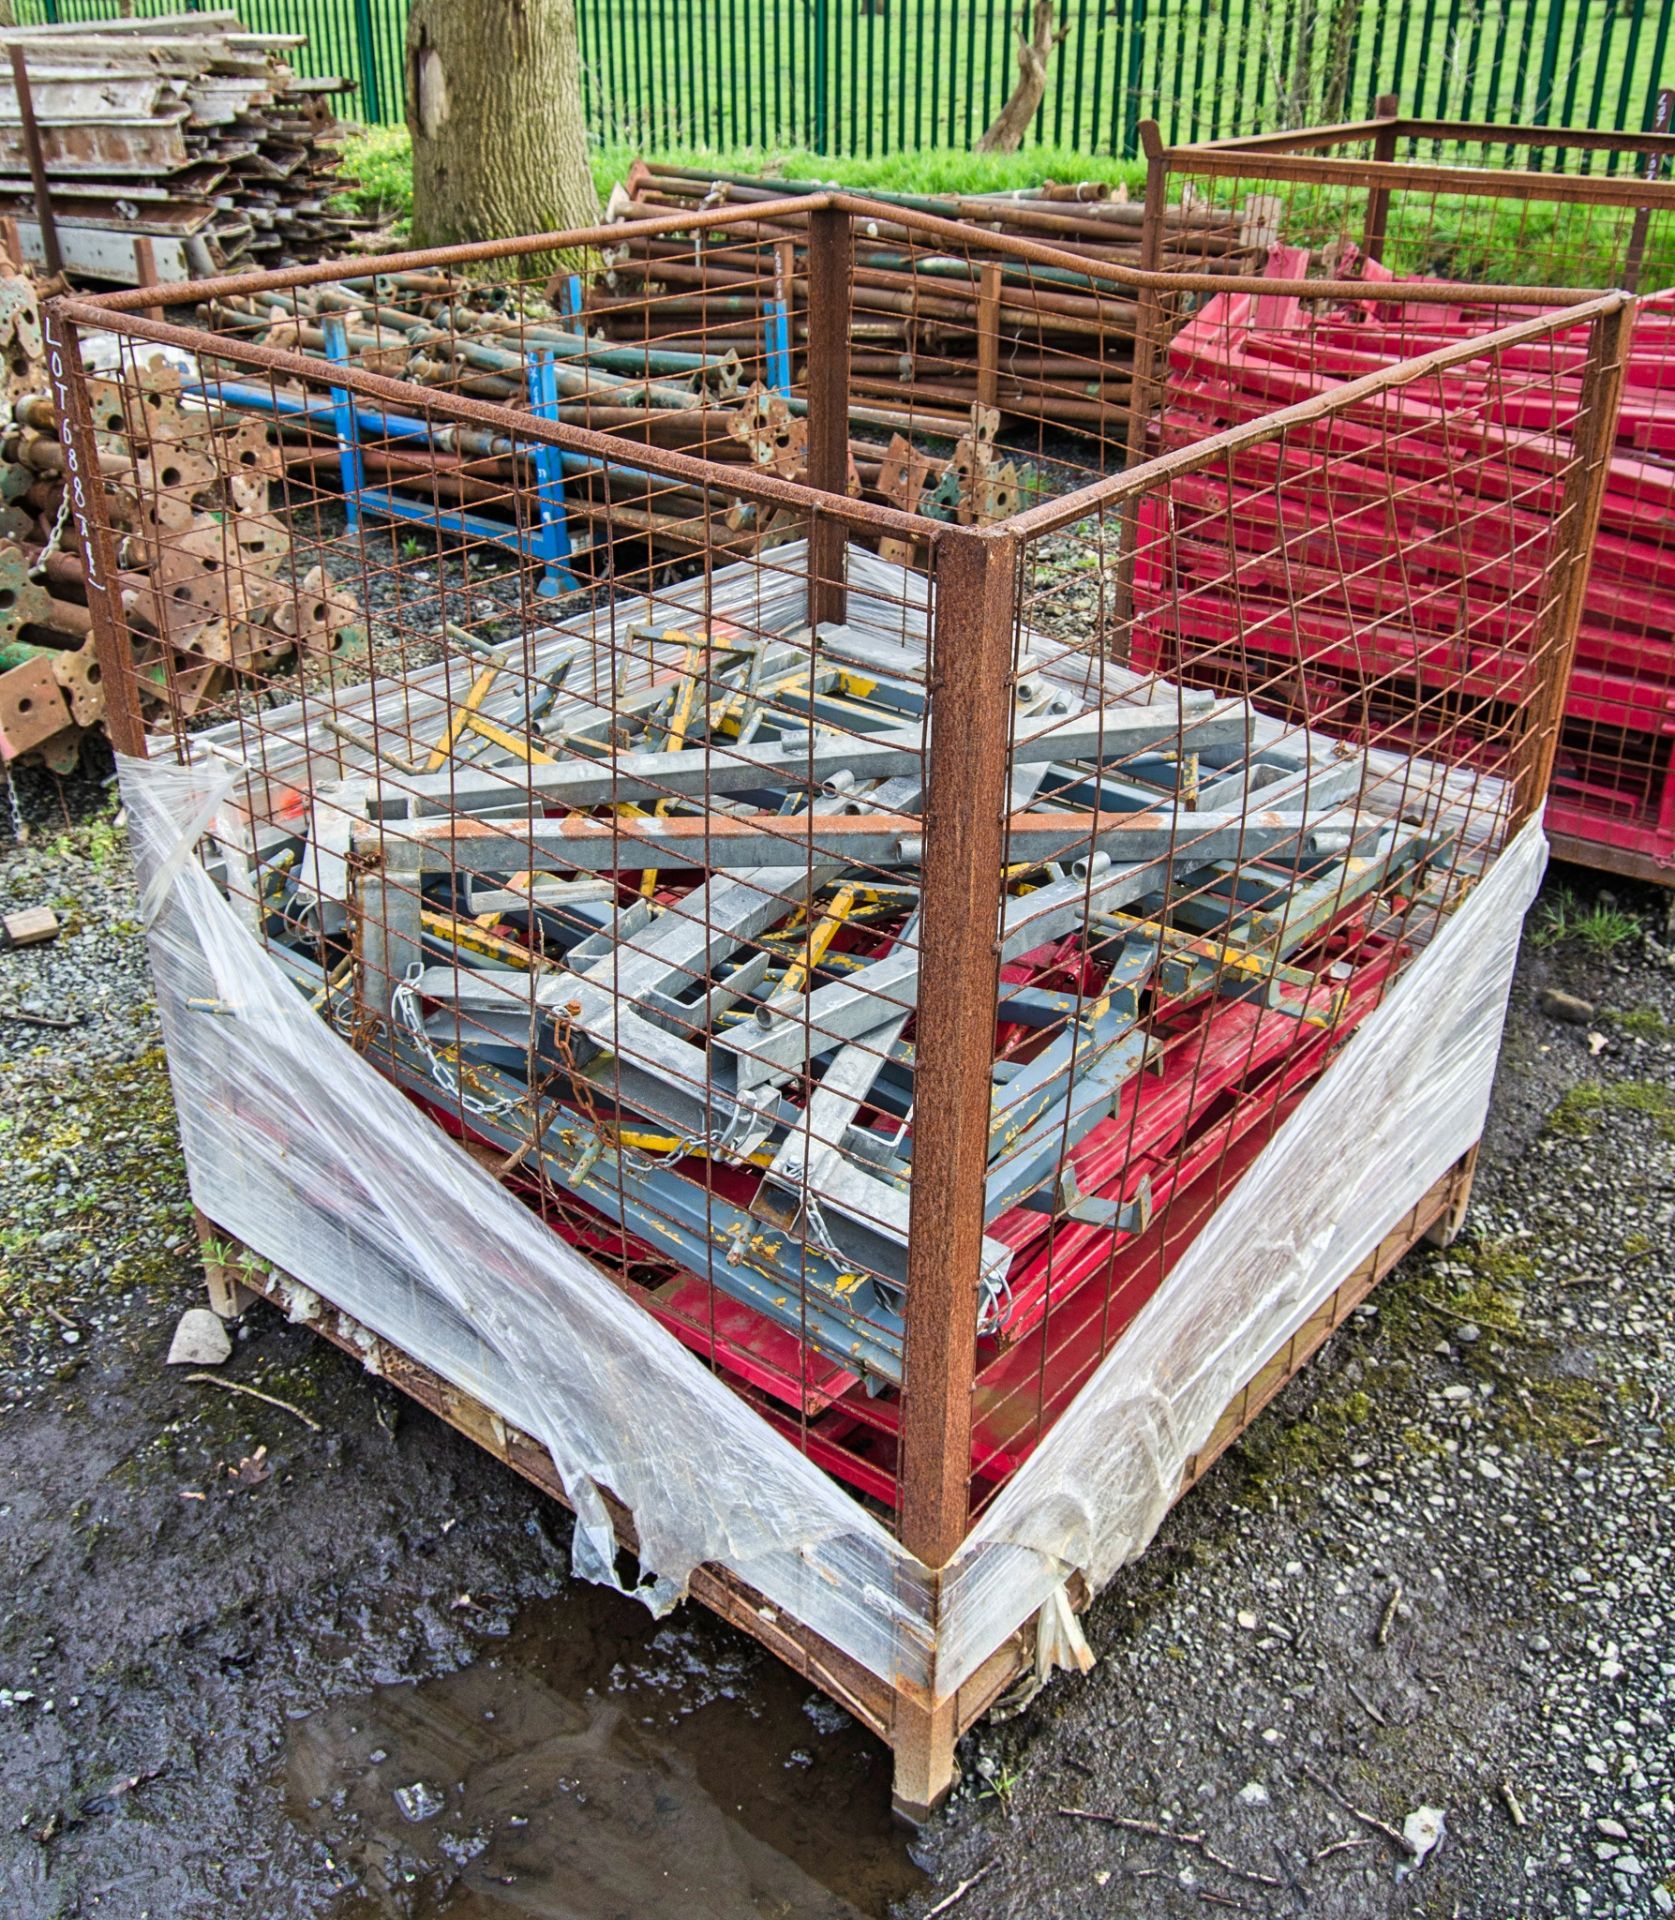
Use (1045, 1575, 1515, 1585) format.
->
(1529, 887, 1640, 955)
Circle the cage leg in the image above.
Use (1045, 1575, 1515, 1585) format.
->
(195, 1208, 258, 1319)
(805, 205, 851, 629)
(1422, 1144, 1480, 1250)
(891, 1693, 959, 1828)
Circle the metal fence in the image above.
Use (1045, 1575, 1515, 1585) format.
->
(19, 0, 1675, 155)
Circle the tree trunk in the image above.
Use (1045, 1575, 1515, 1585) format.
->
(1317, 0, 1359, 120)
(976, 0, 1068, 154)
(405, 0, 597, 251)
(1285, 0, 1317, 123)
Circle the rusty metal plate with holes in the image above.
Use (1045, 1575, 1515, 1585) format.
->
(0, 652, 71, 759)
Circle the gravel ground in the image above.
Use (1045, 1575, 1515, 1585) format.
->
(914, 877, 1675, 1920)
(1, 751, 1671, 1919)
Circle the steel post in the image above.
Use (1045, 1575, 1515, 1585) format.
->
(1361, 94, 1403, 264)
(1511, 296, 1636, 834)
(351, 0, 383, 123)
(890, 1692, 960, 1825)
(805, 206, 852, 628)
(1112, 120, 1172, 647)
(10, 50, 61, 279)
(320, 314, 365, 533)
(40, 303, 146, 757)
(898, 526, 1018, 1569)
(1623, 86, 1674, 290)
(976, 262, 1001, 411)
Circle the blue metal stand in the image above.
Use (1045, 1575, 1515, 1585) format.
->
(763, 298, 792, 394)
(320, 314, 578, 597)
(523, 351, 574, 598)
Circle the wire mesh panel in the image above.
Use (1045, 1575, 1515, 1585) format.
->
(1144, 115, 1675, 884)
(45, 203, 1625, 1625)
(591, 162, 1272, 475)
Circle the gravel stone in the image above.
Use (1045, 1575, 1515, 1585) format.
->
(1538, 986, 1597, 1024)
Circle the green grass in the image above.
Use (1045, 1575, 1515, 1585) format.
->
(337, 128, 1151, 237)
(339, 117, 1675, 296)
(1266, 178, 1675, 291)
(1528, 886, 1641, 955)
(587, 140, 1151, 200)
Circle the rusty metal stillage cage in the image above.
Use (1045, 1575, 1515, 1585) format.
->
(1135, 109, 1675, 885)
(43, 197, 1629, 1815)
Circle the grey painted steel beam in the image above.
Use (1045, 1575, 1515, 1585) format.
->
(371, 695, 1255, 820)
(359, 800, 1358, 878)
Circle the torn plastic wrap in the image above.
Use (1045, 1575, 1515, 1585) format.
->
(122, 752, 937, 1694)
(934, 815, 1546, 1697)
(120, 754, 1543, 1707)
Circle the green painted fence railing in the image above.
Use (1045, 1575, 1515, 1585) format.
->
(17, 0, 1675, 159)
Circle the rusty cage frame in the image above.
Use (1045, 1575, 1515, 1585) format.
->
(44, 194, 1631, 1818)
(1134, 109, 1675, 885)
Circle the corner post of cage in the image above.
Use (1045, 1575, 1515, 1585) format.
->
(1110, 119, 1171, 648)
(1126, 120, 1171, 474)
(1361, 93, 1402, 264)
(1622, 87, 1675, 292)
(1512, 297, 1636, 836)
(898, 525, 1018, 1575)
(891, 1690, 962, 1826)
(806, 205, 852, 628)
(41, 301, 147, 760)
(9, 49, 62, 280)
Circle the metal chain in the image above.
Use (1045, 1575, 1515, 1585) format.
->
(28, 484, 71, 584)
(799, 1193, 848, 1268)
(621, 1099, 763, 1173)
(978, 1264, 1016, 1335)
(392, 966, 527, 1120)
(3, 761, 25, 844)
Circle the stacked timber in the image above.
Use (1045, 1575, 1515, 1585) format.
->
(0, 253, 362, 770)
(0, 12, 364, 284)
(591, 161, 1259, 441)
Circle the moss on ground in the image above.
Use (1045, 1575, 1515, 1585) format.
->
(1235, 1217, 1626, 1501)
(1236, 1382, 1378, 1497)
(0, 1046, 190, 1347)
(1547, 1079, 1675, 1145)
(1604, 1007, 1675, 1043)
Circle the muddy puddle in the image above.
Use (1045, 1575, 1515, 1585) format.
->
(284, 1578, 926, 1919)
